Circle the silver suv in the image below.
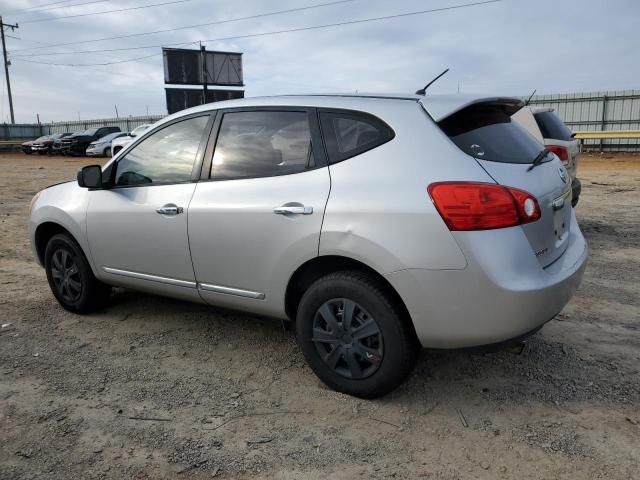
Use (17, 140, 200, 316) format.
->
(29, 94, 588, 398)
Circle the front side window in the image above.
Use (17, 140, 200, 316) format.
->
(319, 111, 394, 163)
(114, 115, 209, 186)
(211, 111, 314, 180)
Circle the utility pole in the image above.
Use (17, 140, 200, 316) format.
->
(200, 44, 207, 105)
(0, 16, 18, 124)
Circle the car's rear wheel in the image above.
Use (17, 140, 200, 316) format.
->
(44, 233, 111, 313)
(296, 271, 419, 399)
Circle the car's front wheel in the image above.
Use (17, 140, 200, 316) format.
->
(44, 233, 111, 313)
(296, 271, 419, 399)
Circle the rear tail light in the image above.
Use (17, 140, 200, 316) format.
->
(547, 145, 569, 165)
(428, 182, 541, 231)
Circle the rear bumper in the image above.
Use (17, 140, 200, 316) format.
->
(385, 211, 588, 348)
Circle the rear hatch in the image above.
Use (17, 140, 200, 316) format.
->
(533, 110, 580, 178)
(434, 99, 573, 267)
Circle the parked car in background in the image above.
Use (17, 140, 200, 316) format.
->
(29, 93, 587, 398)
(32, 133, 72, 155)
(52, 132, 81, 155)
(86, 132, 128, 157)
(21, 137, 47, 154)
(514, 106, 581, 206)
(61, 126, 121, 156)
(111, 124, 153, 156)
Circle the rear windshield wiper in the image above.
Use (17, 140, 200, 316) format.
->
(527, 148, 550, 172)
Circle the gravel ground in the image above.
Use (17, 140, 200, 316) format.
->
(0, 152, 639, 479)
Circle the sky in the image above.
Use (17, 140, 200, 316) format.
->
(0, 0, 638, 123)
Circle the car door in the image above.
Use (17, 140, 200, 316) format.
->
(188, 108, 331, 317)
(86, 113, 214, 301)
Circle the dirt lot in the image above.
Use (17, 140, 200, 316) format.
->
(0, 152, 638, 479)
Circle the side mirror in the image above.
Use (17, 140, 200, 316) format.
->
(129, 132, 136, 138)
(77, 165, 103, 189)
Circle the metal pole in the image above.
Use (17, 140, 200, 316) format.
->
(600, 95, 608, 153)
(201, 44, 207, 105)
(0, 16, 18, 124)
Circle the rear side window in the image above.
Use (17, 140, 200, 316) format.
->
(319, 110, 394, 164)
(211, 111, 315, 180)
(534, 111, 573, 141)
(439, 102, 545, 164)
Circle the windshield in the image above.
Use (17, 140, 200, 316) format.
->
(97, 132, 122, 142)
(34, 136, 49, 142)
(131, 125, 151, 136)
(82, 128, 99, 136)
(439, 102, 546, 164)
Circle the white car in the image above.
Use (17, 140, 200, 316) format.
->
(514, 106, 581, 206)
(110, 124, 153, 156)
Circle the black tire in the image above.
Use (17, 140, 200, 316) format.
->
(105, 147, 111, 157)
(44, 233, 111, 314)
(296, 270, 419, 399)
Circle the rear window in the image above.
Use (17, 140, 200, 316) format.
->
(439, 102, 545, 164)
(534, 111, 573, 141)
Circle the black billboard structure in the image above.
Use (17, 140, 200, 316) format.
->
(162, 47, 244, 114)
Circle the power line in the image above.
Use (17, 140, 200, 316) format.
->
(6, 0, 80, 15)
(12, 0, 503, 60)
(13, 51, 167, 66)
(12, 0, 118, 16)
(8, 34, 160, 71)
(19, 0, 195, 24)
(10, 0, 358, 53)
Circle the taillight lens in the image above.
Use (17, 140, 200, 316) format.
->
(428, 182, 541, 231)
(547, 145, 569, 164)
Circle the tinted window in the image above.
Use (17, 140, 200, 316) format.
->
(439, 103, 546, 164)
(319, 111, 394, 163)
(115, 115, 208, 186)
(211, 111, 314, 180)
(83, 128, 99, 136)
(534, 111, 573, 141)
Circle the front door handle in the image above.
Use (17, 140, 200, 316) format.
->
(156, 204, 184, 215)
(273, 204, 313, 215)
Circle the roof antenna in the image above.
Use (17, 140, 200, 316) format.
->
(524, 88, 537, 106)
(415, 68, 450, 95)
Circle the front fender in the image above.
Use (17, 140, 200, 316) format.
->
(29, 182, 96, 273)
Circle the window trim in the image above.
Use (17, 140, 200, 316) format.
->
(199, 106, 328, 182)
(318, 108, 395, 164)
(106, 112, 215, 189)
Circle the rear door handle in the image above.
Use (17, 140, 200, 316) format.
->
(156, 204, 184, 215)
(273, 205, 313, 215)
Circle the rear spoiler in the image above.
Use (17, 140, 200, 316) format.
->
(420, 96, 525, 122)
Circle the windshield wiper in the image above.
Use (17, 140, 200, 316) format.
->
(527, 148, 550, 172)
